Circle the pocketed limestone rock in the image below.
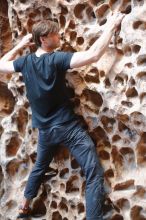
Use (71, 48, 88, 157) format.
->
(1, 0, 146, 219)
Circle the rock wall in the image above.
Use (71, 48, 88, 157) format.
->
(1, 0, 146, 219)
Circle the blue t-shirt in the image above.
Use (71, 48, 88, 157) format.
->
(13, 51, 77, 128)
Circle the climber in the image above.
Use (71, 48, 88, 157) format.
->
(0, 11, 124, 220)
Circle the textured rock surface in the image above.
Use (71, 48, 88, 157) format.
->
(1, 0, 146, 219)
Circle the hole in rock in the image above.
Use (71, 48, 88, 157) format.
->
(60, 183, 65, 191)
(74, 4, 86, 19)
(50, 201, 57, 209)
(103, 197, 116, 215)
(19, 0, 28, 3)
(59, 168, 69, 179)
(112, 135, 121, 142)
(125, 63, 133, 68)
(74, 3, 95, 22)
(111, 146, 124, 168)
(117, 37, 123, 44)
(82, 89, 103, 107)
(121, 4, 131, 14)
(104, 77, 111, 87)
(52, 211, 62, 220)
(66, 175, 79, 193)
(88, 36, 100, 47)
(126, 87, 138, 97)
(99, 150, 110, 160)
(0, 125, 4, 138)
(6, 133, 21, 157)
(0, 165, 3, 187)
(1, 0, 9, 16)
(68, 20, 75, 29)
(120, 147, 135, 165)
(61, 42, 76, 52)
(91, 126, 108, 143)
(114, 179, 135, 191)
(123, 45, 132, 56)
(120, 0, 131, 14)
(70, 31, 77, 41)
(77, 202, 85, 213)
(16, 108, 28, 135)
(6, 159, 20, 176)
(121, 101, 133, 108)
(130, 111, 145, 126)
(137, 71, 146, 81)
(30, 152, 37, 163)
(86, 6, 96, 21)
(59, 198, 68, 212)
(42, 7, 52, 19)
(103, 140, 111, 148)
(101, 115, 116, 133)
(129, 76, 135, 85)
(0, 81, 15, 116)
(17, 85, 25, 95)
(115, 72, 128, 82)
(77, 37, 84, 45)
(136, 132, 146, 162)
(54, 146, 70, 162)
(71, 158, 79, 169)
(140, 92, 146, 103)
(59, 15, 66, 28)
(133, 20, 145, 29)
(24, 100, 29, 109)
(116, 198, 130, 210)
(43, 167, 58, 182)
(27, 18, 36, 33)
(90, 0, 104, 6)
(118, 122, 136, 140)
(111, 214, 124, 220)
(130, 205, 146, 220)
(81, 180, 86, 196)
(137, 55, 146, 65)
(96, 4, 109, 18)
(132, 44, 141, 53)
(90, 67, 99, 74)
(98, 18, 107, 26)
(32, 198, 46, 217)
(52, 192, 59, 200)
(60, 4, 68, 15)
(117, 114, 129, 123)
(100, 70, 105, 77)
(133, 186, 146, 199)
(84, 73, 99, 84)
(104, 168, 114, 178)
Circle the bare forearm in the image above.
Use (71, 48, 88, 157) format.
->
(0, 34, 32, 73)
(0, 45, 21, 73)
(0, 45, 22, 62)
(70, 12, 124, 68)
(88, 25, 114, 61)
(70, 25, 115, 68)
(0, 33, 33, 62)
(87, 12, 125, 62)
